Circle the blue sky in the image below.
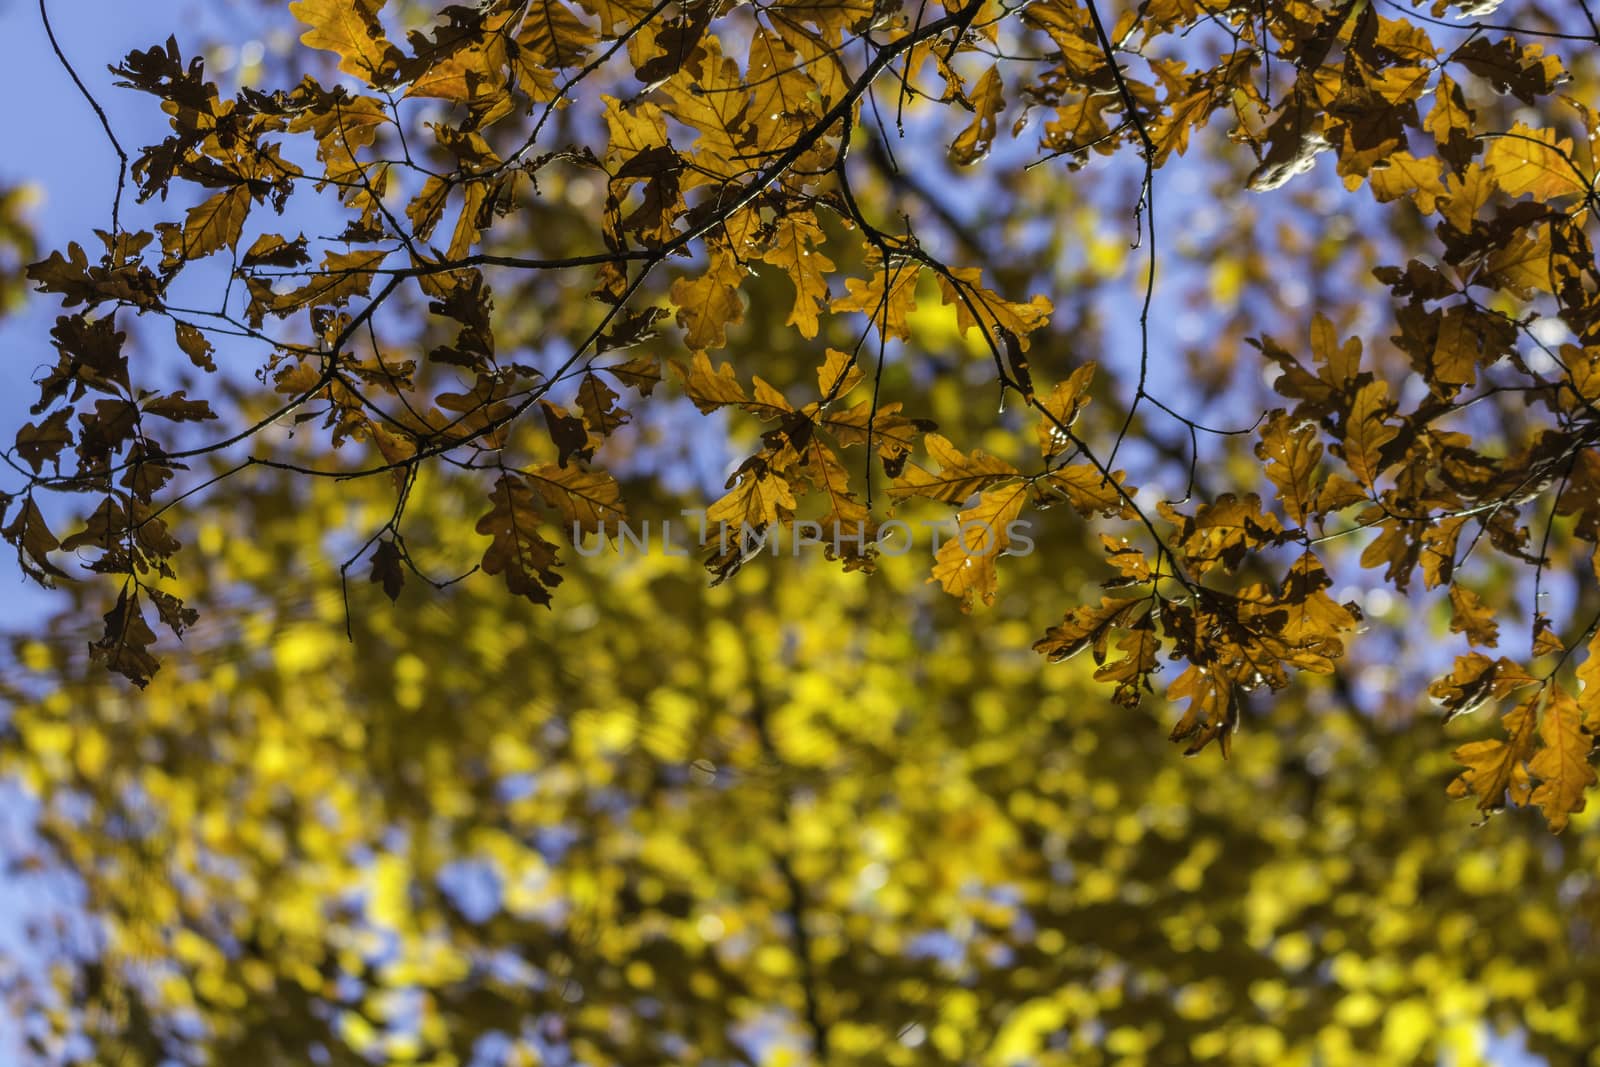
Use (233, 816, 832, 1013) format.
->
(0, 0, 225, 623)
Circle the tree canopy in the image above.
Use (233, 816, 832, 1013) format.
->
(4, 0, 1600, 1060)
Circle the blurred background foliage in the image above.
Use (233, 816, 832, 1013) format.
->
(3, 457, 1600, 1065)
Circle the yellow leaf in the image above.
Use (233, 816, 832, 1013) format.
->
(1577, 624, 1600, 723)
(935, 266, 1052, 351)
(527, 464, 626, 540)
(1487, 123, 1590, 202)
(671, 351, 748, 413)
(1448, 694, 1537, 818)
(762, 215, 834, 340)
(1425, 73, 1476, 164)
(889, 434, 1018, 504)
(1095, 617, 1161, 706)
(1256, 413, 1322, 525)
(1035, 362, 1096, 460)
(447, 181, 490, 262)
(660, 37, 752, 188)
(1439, 164, 1495, 232)
(671, 251, 745, 351)
(930, 482, 1028, 611)
(745, 376, 794, 421)
(1364, 151, 1445, 214)
(1045, 465, 1132, 518)
(821, 400, 924, 467)
(1528, 686, 1595, 832)
(708, 460, 797, 530)
(1309, 311, 1361, 389)
(1276, 551, 1360, 667)
(290, 0, 401, 82)
(832, 259, 920, 342)
(406, 177, 451, 242)
(517, 0, 594, 70)
(1485, 225, 1554, 297)
(816, 348, 863, 400)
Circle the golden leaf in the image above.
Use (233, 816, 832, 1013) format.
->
(1439, 164, 1495, 232)
(889, 434, 1019, 504)
(1035, 362, 1096, 459)
(1044, 465, 1132, 519)
(832, 259, 920, 343)
(1487, 123, 1590, 202)
(1430, 652, 1536, 722)
(1309, 311, 1361, 390)
(1363, 151, 1445, 214)
(528, 463, 626, 539)
(1448, 584, 1499, 648)
(707, 459, 797, 530)
(1528, 686, 1595, 832)
(936, 266, 1052, 350)
(1256, 413, 1322, 525)
(930, 482, 1029, 611)
(816, 348, 863, 400)
(672, 351, 748, 413)
(1340, 380, 1397, 488)
(950, 65, 1005, 165)
(290, 0, 401, 82)
(671, 251, 745, 351)
(1447, 693, 1538, 817)
(1578, 625, 1600, 723)
(762, 215, 834, 340)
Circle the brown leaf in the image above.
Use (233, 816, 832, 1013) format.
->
(174, 321, 216, 372)
(575, 372, 629, 438)
(89, 588, 162, 688)
(15, 410, 73, 474)
(3, 496, 70, 583)
(369, 537, 405, 602)
(1429, 652, 1536, 722)
(142, 391, 217, 423)
(528, 463, 626, 539)
(475, 474, 563, 606)
(161, 186, 251, 267)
